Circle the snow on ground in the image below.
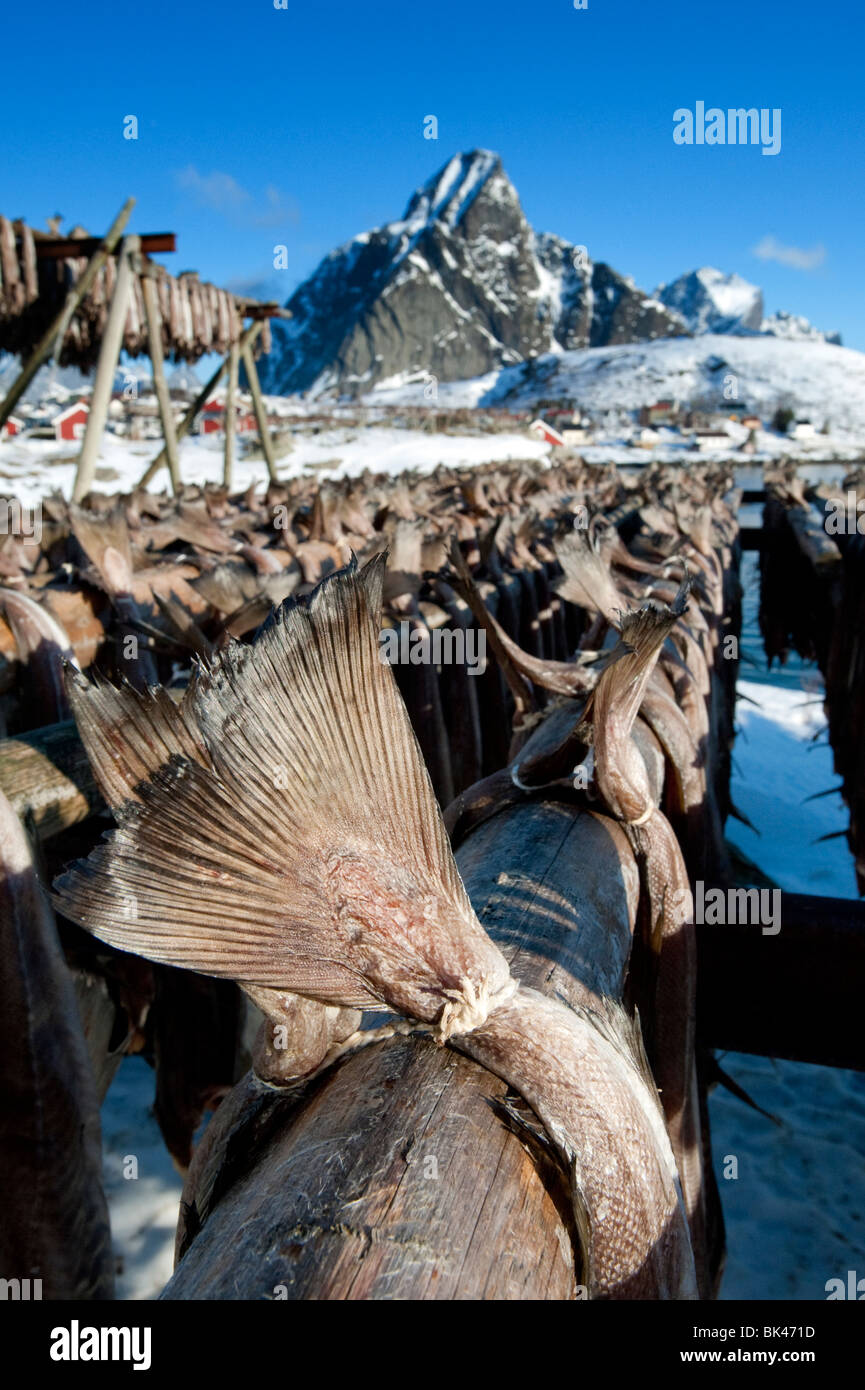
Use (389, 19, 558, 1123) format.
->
(0, 427, 551, 506)
(100, 1057, 183, 1301)
(369, 335, 865, 442)
(709, 552, 865, 1300)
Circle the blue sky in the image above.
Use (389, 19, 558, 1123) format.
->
(2, 0, 862, 346)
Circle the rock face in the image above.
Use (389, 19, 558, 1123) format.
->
(260, 151, 688, 397)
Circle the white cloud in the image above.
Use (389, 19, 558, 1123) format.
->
(175, 167, 298, 228)
(751, 235, 826, 271)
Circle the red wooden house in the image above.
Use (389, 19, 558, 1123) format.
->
(528, 418, 566, 447)
(0, 415, 24, 441)
(54, 401, 90, 442)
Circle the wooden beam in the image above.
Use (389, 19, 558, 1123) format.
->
(137, 320, 262, 489)
(36, 231, 175, 260)
(139, 262, 182, 496)
(73, 235, 141, 502)
(236, 303, 292, 321)
(223, 342, 239, 491)
(697, 891, 865, 1071)
(241, 329, 278, 482)
(0, 197, 135, 430)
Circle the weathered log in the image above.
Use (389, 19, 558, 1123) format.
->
(0, 720, 102, 839)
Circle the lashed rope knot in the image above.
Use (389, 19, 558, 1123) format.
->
(435, 975, 518, 1043)
(627, 805, 655, 826)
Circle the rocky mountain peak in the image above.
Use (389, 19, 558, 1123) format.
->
(258, 154, 686, 397)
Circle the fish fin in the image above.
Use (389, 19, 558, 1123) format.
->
(64, 665, 208, 810)
(553, 529, 625, 625)
(55, 555, 509, 1022)
(0, 586, 77, 664)
(706, 1055, 782, 1126)
(68, 502, 134, 594)
(802, 784, 844, 802)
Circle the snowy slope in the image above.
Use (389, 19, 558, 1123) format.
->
(369, 335, 865, 437)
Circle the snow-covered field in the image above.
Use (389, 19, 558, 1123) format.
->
(0, 427, 551, 507)
(370, 335, 865, 442)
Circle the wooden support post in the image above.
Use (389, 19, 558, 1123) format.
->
(241, 328, 278, 482)
(73, 235, 141, 502)
(138, 261, 182, 496)
(138, 320, 261, 489)
(0, 198, 135, 430)
(223, 342, 239, 491)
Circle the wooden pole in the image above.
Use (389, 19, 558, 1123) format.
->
(241, 330, 279, 482)
(223, 342, 239, 491)
(73, 235, 140, 502)
(138, 261, 182, 496)
(0, 198, 135, 430)
(137, 320, 261, 488)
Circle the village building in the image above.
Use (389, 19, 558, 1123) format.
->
(639, 400, 679, 427)
(0, 415, 24, 441)
(54, 401, 90, 443)
(695, 428, 733, 452)
(528, 418, 566, 447)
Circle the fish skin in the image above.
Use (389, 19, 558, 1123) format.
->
(54, 555, 698, 1298)
(460, 988, 697, 1299)
(0, 588, 78, 725)
(588, 588, 710, 1294)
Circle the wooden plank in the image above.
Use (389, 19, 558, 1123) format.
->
(165, 1035, 577, 1300)
(36, 231, 175, 260)
(0, 197, 135, 429)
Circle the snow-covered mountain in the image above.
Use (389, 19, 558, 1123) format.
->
(655, 268, 764, 335)
(761, 310, 841, 345)
(656, 268, 840, 345)
(259, 151, 687, 397)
